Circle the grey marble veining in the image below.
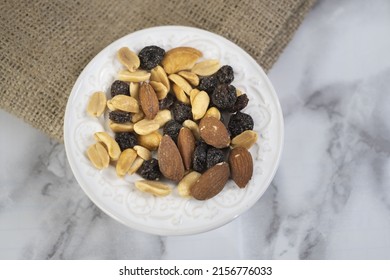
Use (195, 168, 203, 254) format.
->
(1, 0, 390, 259)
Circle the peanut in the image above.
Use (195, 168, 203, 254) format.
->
(94, 132, 121, 160)
(117, 47, 140, 72)
(177, 171, 201, 197)
(87, 91, 106, 117)
(192, 90, 209, 120)
(116, 148, 137, 177)
(118, 69, 150, 82)
(133, 119, 159, 135)
(231, 130, 258, 149)
(110, 95, 139, 113)
(191, 59, 220, 76)
(135, 180, 171, 196)
(86, 142, 110, 169)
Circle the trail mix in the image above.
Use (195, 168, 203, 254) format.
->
(86, 45, 258, 200)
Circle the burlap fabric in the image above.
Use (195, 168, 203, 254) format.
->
(0, 0, 315, 142)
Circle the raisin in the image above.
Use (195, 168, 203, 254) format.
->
(138, 46, 165, 70)
(137, 158, 161, 180)
(163, 120, 182, 143)
(228, 111, 254, 137)
(206, 147, 225, 169)
(159, 93, 175, 110)
(115, 132, 137, 151)
(109, 111, 132, 123)
(216, 65, 234, 84)
(198, 75, 218, 94)
(228, 94, 249, 112)
(172, 101, 192, 123)
(211, 84, 237, 110)
(110, 80, 129, 97)
(193, 142, 208, 173)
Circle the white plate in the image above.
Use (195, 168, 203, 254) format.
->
(64, 26, 284, 235)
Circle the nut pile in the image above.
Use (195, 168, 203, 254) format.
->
(86, 45, 258, 200)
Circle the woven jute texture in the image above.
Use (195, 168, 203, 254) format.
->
(0, 0, 316, 142)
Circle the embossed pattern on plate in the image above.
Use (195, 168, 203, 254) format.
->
(64, 26, 284, 235)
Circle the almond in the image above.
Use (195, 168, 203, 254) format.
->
(199, 117, 230, 148)
(161, 47, 202, 74)
(157, 135, 185, 182)
(228, 147, 253, 188)
(177, 127, 196, 170)
(139, 82, 159, 120)
(190, 162, 230, 200)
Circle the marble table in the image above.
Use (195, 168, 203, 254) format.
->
(1, 0, 390, 259)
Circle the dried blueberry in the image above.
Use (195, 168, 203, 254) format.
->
(109, 111, 132, 123)
(115, 132, 137, 151)
(228, 94, 249, 112)
(159, 93, 175, 110)
(172, 101, 192, 123)
(137, 158, 161, 180)
(110, 80, 129, 97)
(216, 65, 234, 84)
(198, 75, 218, 94)
(138, 45, 165, 70)
(206, 147, 225, 169)
(228, 111, 254, 137)
(193, 142, 208, 173)
(163, 120, 182, 143)
(211, 84, 237, 110)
